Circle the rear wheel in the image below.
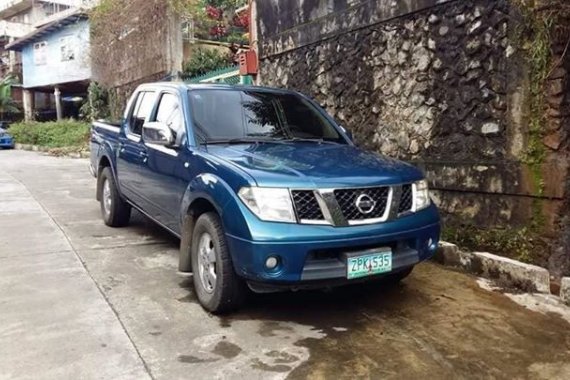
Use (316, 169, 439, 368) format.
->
(191, 212, 246, 313)
(99, 167, 131, 227)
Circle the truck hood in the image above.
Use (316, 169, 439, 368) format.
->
(207, 143, 424, 188)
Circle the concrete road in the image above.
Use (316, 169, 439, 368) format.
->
(1, 150, 569, 380)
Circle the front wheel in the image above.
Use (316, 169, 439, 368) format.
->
(190, 212, 246, 314)
(99, 167, 131, 227)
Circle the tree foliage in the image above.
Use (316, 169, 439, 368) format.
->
(183, 47, 233, 78)
(0, 76, 19, 118)
(80, 82, 112, 121)
(172, 0, 249, 44)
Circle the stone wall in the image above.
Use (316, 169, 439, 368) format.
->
(90, 0, 183, 115)
(256, 0, 570, 272)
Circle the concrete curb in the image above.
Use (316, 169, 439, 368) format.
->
(434, 241, 551, 294)
(561, 277, 570, 305)
(15, 143, 90, 159)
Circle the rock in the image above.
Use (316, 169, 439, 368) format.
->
(547, 94, 565, 107)
(397, 131, 410, 149)
(417, 53, 431, 71)
(428, 38, 436, 51)
(466, 39, 481, 54)
(543, 130, 562, 150)
(455, 14, 466, 26)
(416, 73, 429, 82)
(397, 51, 408, 65)
(468, 60, 481, 70)
(561, 278, 570, 305)
(439, 25, 449, 36)
(411, 94, 426, 108)
(505, 45, 515, 58)
(492, 98, 507, 111)
(465, 69, 482, 82)
(547, 79, 565, 96)
(428, 14, 440, 24)
(432, 58, 443, 71)
(481, 122, 500, 135)
(549, 66, 567, 80)
(392, 78, 403, 95)
(469, 20, 482, 34)
(409, 139, 420, 154)
(372, 106, 381, 115)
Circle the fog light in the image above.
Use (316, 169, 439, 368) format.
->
(427, 238, 438, 252)
(265, 256, 279, 269)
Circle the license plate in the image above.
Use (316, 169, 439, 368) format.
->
(346, 250, 392, 279)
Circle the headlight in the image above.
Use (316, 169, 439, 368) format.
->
(238, 187, 296, 223)
(412, 179, 430, 211)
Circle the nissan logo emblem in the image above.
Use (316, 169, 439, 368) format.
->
(355, 194, 376, 214)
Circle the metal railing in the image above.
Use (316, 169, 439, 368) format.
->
(181, 66, 252, 85)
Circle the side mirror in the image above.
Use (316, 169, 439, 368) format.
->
(143, 122, 175, 147)
(339, 125, 353, 142)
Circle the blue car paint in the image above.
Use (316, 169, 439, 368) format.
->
(0, 128, 14, 149)
(91, 83, 440, 287)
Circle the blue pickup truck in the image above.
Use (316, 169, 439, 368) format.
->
(90, 83, 440, 313)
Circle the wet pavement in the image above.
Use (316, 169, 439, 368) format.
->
(1, 150, 570, 380)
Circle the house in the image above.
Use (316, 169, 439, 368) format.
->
(0, 1, 85, 120)
(6, 9, 90, 120)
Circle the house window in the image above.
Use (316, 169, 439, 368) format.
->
(33, 41, 47, 65)
(60, 36, 75, 61)
(42, 2, 70, 17)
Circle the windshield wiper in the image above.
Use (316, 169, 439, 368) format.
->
(281, 137, 341, 145)
(206, 137, 275, 145)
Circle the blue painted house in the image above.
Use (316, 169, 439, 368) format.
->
(6, 11, 90, 120)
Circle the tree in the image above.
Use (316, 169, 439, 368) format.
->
(0, 76, 19, 119)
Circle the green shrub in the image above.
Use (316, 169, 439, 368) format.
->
(442, 225, 546, 264)
(183, 47, 233, 78)
(9, 120, 90, 148)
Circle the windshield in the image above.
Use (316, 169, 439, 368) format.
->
(188, 89, 346, 144)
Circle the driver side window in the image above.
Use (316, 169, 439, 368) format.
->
(128, 91, 156, 136)
(154, 93, 185, 145)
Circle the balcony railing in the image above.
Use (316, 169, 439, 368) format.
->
(0, 20, 33, 39)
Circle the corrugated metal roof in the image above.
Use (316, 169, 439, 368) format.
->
(5, 10, 88, 51)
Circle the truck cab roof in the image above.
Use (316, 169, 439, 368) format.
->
(135, 82, 298, 96)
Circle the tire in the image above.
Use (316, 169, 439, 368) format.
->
(191, 212, 246, 314)
(99, 167, 131, 227)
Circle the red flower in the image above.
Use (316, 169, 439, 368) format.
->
(206, 5, 222, 20)
(232, 14, 249, 28)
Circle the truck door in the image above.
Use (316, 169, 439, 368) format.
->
(116, 90, 157, 206)
(139, 91, 190, 232)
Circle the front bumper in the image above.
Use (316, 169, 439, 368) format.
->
(225, 205, 440, 286)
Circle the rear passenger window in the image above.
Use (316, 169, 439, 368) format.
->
(129, 91, 156, 136)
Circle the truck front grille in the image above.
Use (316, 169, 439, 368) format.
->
(292, 190, 325, 221)
(291, 184, 418, 226)
(334, 187, 389, 220)
(398, 184, 413, 214)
